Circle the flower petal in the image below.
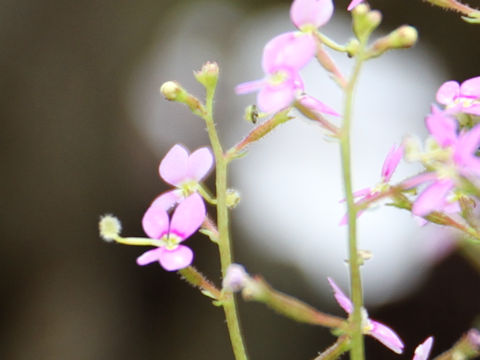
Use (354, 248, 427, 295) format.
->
(290, 0, 334, 28)
(327, 277, 353, 314)
(381, 144, 403, 182)
(169, 193, 206, 240)
(262, 32, 316, 73)
(462, 103, 480, 116)
(460, 76, 480, 99)
(347, 0, 364, 11)
(142, 204, 169, 239)
(150, 190, 182, 211)
(436, 80, 459, 105)
(159, 144, 189, 186)
(187, 147, 214, 181)
(412, 179, 455, 217)
(158, 245, 193, 271)
(425, 106, 457, 147)
(136, 247, 163, 266)
(235, 79, 266, 95)
(297, 94, 340, 116)
(413, 337, 434, 360)
(368, 320, 404, 354)
(257, 83, 296, 113)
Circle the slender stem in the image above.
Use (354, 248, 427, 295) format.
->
(340, 48, 366, 360)
(203, 81, 249, 360)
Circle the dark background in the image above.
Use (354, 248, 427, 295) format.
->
(0, 0, 479, 359)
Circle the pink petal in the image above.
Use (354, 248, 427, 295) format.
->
(235, 79, 266, 95)
(368, 320, 404, 354)
(158, 245, 194, 271)
(347, 0, 365, 11)
(455, 124, 480, 165)
(169, 193, 206, 240)
(460, 76, 480, 98)
(327, 277, 353, 314)
(425, 106, 457, 147)
(381, 144, 403, 182)
(262, 32, 316, 73)
(142, 205, 169, 239)
(401, 172, 438, 189)
(413, 337, 434, 360)
(462, 103, 480, 116)
(159, 144, 189, 186)
(297, 94, 340, 116)
(412, 179, 455, 217)
(136, 247, 163, 266)
(257, 82, 296, 113)
(290, 0, 334, 28)
(187, 147, 214, 181)
(150, 190, 182, 211)
(436, 80, 459, 105)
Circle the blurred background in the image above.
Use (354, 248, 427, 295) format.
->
(1, 0, 479, 359)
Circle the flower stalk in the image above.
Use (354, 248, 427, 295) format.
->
(340, 33, 368, 360)
(200, 63, 249, 360)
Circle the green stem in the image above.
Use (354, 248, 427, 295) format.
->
(203, 81, 249, 360)
(340, 47, 366, 360)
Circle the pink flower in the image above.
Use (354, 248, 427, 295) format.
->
(409, 107, 480, 217)
(412, 337, 434, 360)
(340, 144, 403, 225)
(290, 0, 334, 30)
(236, 33, 314, 113)
(236, 0, 336, 113)
(327, 278, 404, 354)
(138, 193, 206, 271)
(347, 0, 365, 11)
(151, 144, 213, 211)
(436, 76, 480, 116)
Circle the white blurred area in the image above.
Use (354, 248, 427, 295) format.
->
(127, 1, 453, 306)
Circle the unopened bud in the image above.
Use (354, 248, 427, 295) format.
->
(160, 81, 185, 101)
(369, 25, 418, 58)
(160, 81, 205, 116)
(194, 61, 219, 89)
(223, 264, 250, 292)
(226, 189, 241, 209)
(99, 214, 122, 242)
(352, 5, 382, 41)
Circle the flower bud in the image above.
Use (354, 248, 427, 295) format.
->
(194, 61, 219, 90)
(368, 26, 418, 58)
(160, 81, 185, 101)
(223, 264, 250, 292)
(99, 214, 122, 242)
(352, 4, 382, 41)
(160, 81, 206, 116)
(226, 189, 241, 209)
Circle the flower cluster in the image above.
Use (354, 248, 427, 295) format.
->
(403, 76, 480, 219)
(235, 0, 338, 116)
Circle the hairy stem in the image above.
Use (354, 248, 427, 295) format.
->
(340, 46, 367, 360)
(203, 81, 249, 360)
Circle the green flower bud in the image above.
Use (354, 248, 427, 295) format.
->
(160, 81, 185, 101)
(352, 4, 382, 41)
(226, 189, 241, 209)
(160, 81, 206, 117)
(368, 25, 418, 58)
(194, 61, 219, 89)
